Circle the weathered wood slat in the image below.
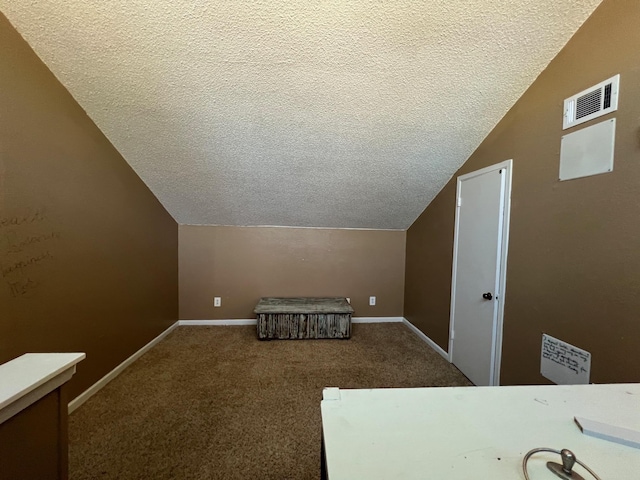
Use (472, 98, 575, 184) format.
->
(255, 298, 353, 340)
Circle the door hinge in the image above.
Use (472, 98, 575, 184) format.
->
(451, 330, 455, 340)
(457, 197, 462, 207)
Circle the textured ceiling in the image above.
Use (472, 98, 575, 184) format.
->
(1, 1, 602, 229)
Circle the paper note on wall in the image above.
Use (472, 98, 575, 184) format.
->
(541, 334, 591, 385)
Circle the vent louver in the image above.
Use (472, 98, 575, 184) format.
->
(563, 74, 620, 130)
(575, 89, 601, 120)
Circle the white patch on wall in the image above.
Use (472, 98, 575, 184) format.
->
(559, 118, 616, 181)
(541, 334, 591, 385)
(563, 74, 620, 130)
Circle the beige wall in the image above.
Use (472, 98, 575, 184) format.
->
(179, 225, 405, 319)
(0, 13, 178, 399)
(405, 0, 640, 384)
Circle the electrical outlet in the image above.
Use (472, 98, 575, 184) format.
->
(214, 297, 221, 307)
(346, 297, 351, 304)
(369, 296, 376, 306)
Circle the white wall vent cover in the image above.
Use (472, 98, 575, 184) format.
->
(560, 118, 615, 181)
(563, 74, 620, 130)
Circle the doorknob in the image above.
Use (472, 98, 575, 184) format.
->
(482, 292, 493, 300)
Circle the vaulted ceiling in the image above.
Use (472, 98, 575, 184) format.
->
(1, 1, 602, 229)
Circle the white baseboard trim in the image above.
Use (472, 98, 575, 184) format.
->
(180, 317, 404, 326)
(352, 317, 404, 323)
(179, 319, 257, 326)
(68, 321, 179, 414)
(402, 318, 450, 361)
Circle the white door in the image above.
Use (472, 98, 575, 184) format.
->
(449, 160, 512, 386)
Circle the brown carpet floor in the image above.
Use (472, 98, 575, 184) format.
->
(69, 323, 471, 479)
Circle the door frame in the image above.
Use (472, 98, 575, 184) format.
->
(448, 159, 513, 386)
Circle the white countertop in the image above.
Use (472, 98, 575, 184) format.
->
(0, 353, 85, 422)
(321, 384, 640, 479)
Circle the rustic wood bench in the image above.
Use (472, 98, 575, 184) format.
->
(255, 297, 354, 340)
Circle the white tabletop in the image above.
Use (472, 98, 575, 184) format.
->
(0, 353, 85, 417)
(321, 384, 640, 479)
